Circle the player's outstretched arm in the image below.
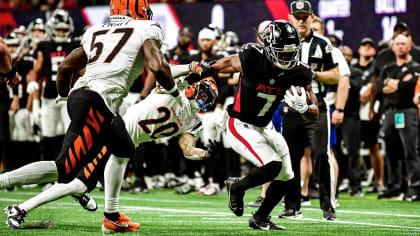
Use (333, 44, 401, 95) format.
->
(302, 85, 319, 121)
(178, 133, 209, 160)
(57, 47, 88, 97)
(199, 54, 243, 79)
(143, 39, 176, 92)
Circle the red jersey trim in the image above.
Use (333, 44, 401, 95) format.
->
(228, 117, 264, 165)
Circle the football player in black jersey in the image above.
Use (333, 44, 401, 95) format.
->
(197, 20, 319, 230)
(26, 10, 80, 162)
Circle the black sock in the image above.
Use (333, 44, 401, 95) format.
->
(235, 161, 282, 192)
(255, 180, 289, 219)
(104, 212, 120, 221)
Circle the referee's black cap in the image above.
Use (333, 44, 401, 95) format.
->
(290, 0, 313, 15)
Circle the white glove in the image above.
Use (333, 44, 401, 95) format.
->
(26, 81, 39, 94)
(284, 86, 308, 114)
(56, 95, 68, 104)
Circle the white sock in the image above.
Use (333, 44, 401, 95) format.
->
(104, 155, 129, 213)
(19, 178, 88, 213)
(0, 161, 58, 188)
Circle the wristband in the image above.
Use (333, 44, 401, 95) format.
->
(336, 108, 344, 113)
(165, 83, 178, 94)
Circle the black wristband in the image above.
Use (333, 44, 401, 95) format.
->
(336, 108, 344, 113)
(170, 89, 179, 97)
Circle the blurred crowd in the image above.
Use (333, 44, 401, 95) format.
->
(0, 0, 234, 11)
(1, 6, 420, 209)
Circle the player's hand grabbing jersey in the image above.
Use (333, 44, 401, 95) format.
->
(228, 43, 313, 127)
(124, 89, 201, 147)
(72, 16, 164, 113)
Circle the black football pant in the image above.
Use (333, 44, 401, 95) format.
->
(55, 89, 134, 191)
(282, 108, 335, 211)
(383, 108, 420, 193)
(340, 116, 362, 193)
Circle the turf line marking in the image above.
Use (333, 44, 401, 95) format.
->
(119, 205, 420, 231)
(303, 208, 420, 218)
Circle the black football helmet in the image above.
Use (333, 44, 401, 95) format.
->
(185, 78, 218, 112)
(27, 18, 46, 44)
(263, 20, 300, 70)
(46, 9, 74, 43)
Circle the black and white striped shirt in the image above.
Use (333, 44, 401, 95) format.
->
(299, 30, 337, 109)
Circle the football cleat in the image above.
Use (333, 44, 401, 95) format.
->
(224, 177, 244, 216)
(279, 209, 303, 219)
(4, 204, 27, 229)
(102, 212, 140, 234)
(72, 194, 97, 211)
(322, 208, 337, 221)
(246, 196, 264, 208)
(249, 214, 285, 230)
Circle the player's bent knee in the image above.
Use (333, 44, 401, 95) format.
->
(70, 178, 89, 195)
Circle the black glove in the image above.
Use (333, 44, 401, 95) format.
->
(185, 72, 201, 85)
(199, 61, 216, 78)
(205, 139, 220, 158)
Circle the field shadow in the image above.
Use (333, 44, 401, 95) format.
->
(22, 221, 55, 229)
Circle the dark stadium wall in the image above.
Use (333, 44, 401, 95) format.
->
(0, 0, 418, 52)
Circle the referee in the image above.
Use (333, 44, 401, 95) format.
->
(279, 0, 339, 220)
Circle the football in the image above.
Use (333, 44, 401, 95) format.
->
(288, 86, 303, 96)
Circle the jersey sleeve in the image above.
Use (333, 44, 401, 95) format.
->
(239, 43, 263, 73)
(184, 116, 202, 137)
(80, 27, 94, 56)
(143, 21, 164, 46)
(298, 63, 314, 87)
(333, 48, 350, 77)
(321, 40, 338, 71)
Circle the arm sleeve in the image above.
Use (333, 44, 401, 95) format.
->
(321, 40, 338, 70)
(376, 66, 387, 97)
(398, 70, 419, 93)
(334, 48, 350, 76)
(144, 21, 164, 47)
(238, 43, 260, 75)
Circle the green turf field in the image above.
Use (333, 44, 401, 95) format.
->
(0, 186, 419, 235)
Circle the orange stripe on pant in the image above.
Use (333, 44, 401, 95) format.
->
(86, 108, 103, 134)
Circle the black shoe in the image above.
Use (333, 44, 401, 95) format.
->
(323, 208, 337, 221)
(301, 195, 311, 206)
(378, 189, 400, 199)
(278, 209, 303, 219)
(350, 190, 364, 197)
(72, 194, 97, 211)
(246, 196, 264, 208)
(224, 177, 244, 216)
(249, 214, 285, 230)
(4, 204, 27, 229)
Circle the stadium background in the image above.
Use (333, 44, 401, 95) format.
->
(0, 0, 418, 51)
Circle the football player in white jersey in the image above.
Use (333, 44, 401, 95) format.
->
(0, 0, 201, 232)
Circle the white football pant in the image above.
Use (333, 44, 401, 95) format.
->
(225, 117, 294, 181)
(41, 98, 70, 137)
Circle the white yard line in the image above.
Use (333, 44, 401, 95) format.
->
(2, 195, 420, 231)
(303, 208, 420, 218)
(119, 205, 420, 231)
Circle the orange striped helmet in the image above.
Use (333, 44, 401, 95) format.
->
(185, 78, 218, 112)
(110, 0, 153, 20)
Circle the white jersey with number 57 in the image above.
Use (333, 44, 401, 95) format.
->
(72, 15, 164, 113)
